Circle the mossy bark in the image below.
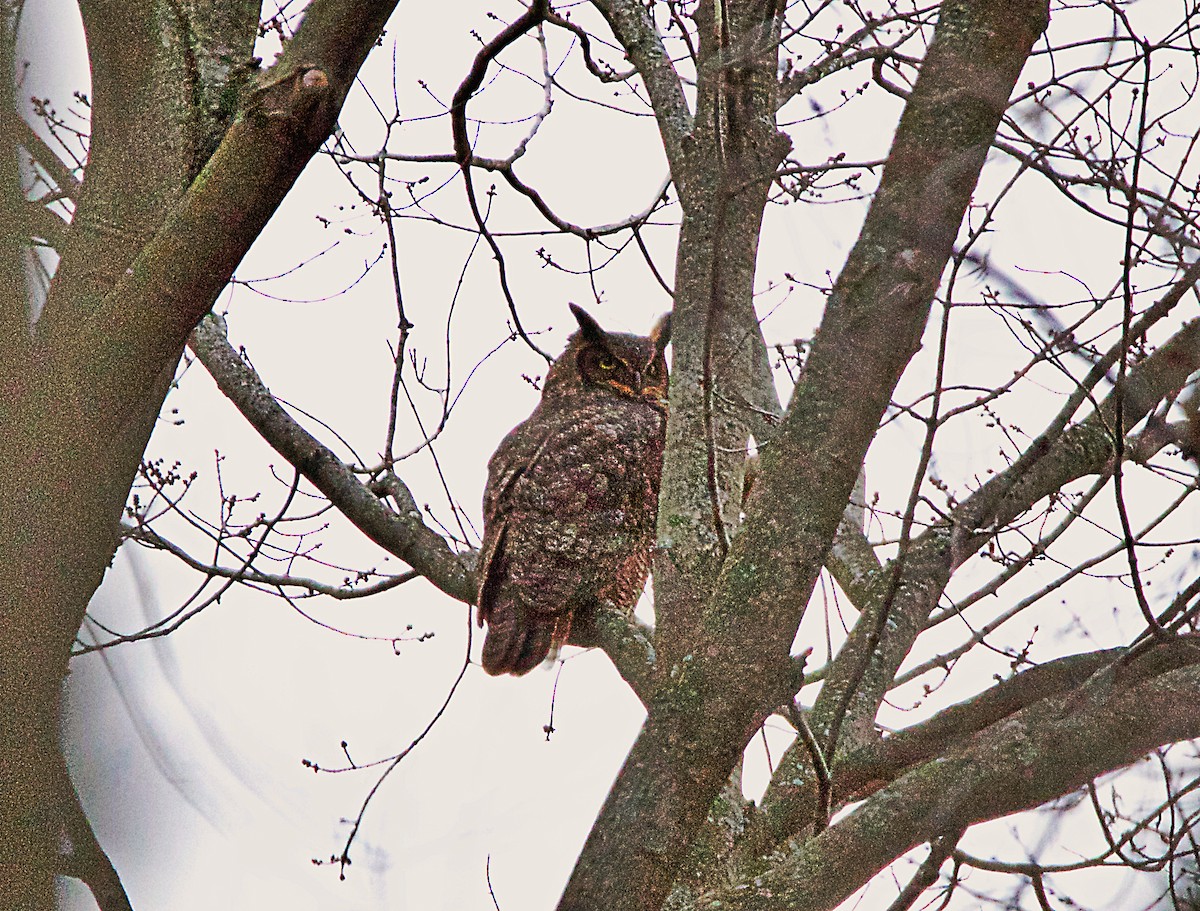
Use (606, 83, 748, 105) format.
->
(558, 2, 1050, 910)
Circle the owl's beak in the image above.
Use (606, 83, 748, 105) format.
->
(632, 370, 643, 390)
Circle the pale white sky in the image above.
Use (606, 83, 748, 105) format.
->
(22, 1, 1196, 909)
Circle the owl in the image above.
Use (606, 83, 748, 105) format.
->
(476, 304, 671, 676)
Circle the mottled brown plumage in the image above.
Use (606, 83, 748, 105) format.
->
(477, 305, 671, 675)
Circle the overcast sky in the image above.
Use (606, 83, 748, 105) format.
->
(20, 1, 1193, 909)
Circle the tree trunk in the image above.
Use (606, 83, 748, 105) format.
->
(0, 3, 400, 904)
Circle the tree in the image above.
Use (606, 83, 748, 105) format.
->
(5, 0, 1200, 909)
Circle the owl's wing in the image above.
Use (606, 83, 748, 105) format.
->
(477, 520, 566, 675)
(476, 421, 553, 609)
(476, 406, 660, 675)
(480, 421, 550, 532)
(476, 423, 566, 675)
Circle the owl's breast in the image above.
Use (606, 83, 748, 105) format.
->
(514, 398, 663, 530)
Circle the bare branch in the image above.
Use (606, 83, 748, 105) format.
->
(835, 647, 1125, 801)
(15, 113, 82, 201)
(756, 308, 1200, 853)
(60, 0, 404, 419)
(881, 829, 963, 911)
(701, 646, 1200, 910)
(189, 313, 475, 603)
(449, 0, 553, 359)
(590, 0, 693, 185)
(124, 521, 421, 600)
(546, 10, 637, 83)
(557, 3, 1050, 909)
(339, 148, 674, 239)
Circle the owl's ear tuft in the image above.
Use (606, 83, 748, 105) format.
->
(569, 303, 612, 349)
(649, 311, 672, 354)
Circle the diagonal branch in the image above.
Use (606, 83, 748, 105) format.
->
(190, 313, 475, 602)
(191, 314, 659, 698)
(42, 0, 261, 341)
(754, 310, 1200, 852)
(15, 114, 82, 201)
(742, 320, 881, 607)
(590, 0, 693, 186)
(546, 10, 637, 83)
(698, 641, 1200, 910)
(59, 0, 404, 427)
(832, 647, 1125, 801)
(831, 308, 1200, 722)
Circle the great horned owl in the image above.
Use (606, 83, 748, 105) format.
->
(476, 304, 671, 676)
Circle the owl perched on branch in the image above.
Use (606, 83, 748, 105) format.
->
(477, 304, 671, 676)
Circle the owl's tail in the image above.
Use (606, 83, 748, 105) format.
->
(480, 602, 569, 676)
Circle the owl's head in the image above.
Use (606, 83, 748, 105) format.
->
(542, 304, 671, 404)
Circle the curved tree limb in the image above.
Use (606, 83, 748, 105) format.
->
(66, 0, 404, 420)
(755, 311, 1200, 853)
(833, 647, 1126, 801)
(449, 0, 553, 359)
(44, 0, 260, 336)
(698, 644, 1200, 910)
(590, 0, 693, 187)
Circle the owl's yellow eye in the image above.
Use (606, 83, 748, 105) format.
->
(598, 355, 617, 370)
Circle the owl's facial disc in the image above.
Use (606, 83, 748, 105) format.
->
(564, 306, 668, 404)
